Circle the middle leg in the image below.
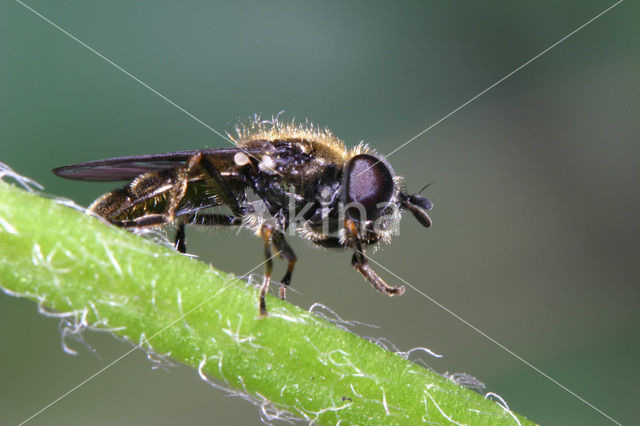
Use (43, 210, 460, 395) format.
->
(272, 231, 297, 300)
(259, 224, 274, 316)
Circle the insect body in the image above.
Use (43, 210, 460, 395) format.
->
(53, 119, 433, 315)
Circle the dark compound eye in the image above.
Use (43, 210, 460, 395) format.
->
(345, 154, 395, 219)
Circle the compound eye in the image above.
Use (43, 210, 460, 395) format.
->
(345, 154, 394, 219)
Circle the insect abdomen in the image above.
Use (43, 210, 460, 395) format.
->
(89, 171, 173, 221)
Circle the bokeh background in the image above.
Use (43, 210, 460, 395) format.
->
(1, 1, 638, 424)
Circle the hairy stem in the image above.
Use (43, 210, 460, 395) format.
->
(0, 180, 534, 425)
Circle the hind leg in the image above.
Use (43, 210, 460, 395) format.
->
(174, 214, 242, 253)
(96, 152, 244, 232)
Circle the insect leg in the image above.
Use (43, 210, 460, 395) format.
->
(344, 218, 405, 296)
(259, 224, 274, 316)
(109, 156, 205, 229)
(311, 236, 345, 249)
(175, 220, 187, 253)
(272, 231, 296, 300)
(173, 214, 242, 253)
(351, 252, 404, 296)
(190, 153, 244, 216)
(114, 213, 173, 228)
(182, 213, 242, 227)
(111, 152, 242, 231)
(163, 153, 207, 221)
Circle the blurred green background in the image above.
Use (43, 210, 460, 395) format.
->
(1, 1, 638, 424)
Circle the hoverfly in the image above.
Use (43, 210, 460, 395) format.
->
(53, 118, 433, 315)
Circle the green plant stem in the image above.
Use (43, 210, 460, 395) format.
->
(0, 180, 534, 425)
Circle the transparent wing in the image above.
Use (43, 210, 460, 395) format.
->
(52, 148, 244, 182)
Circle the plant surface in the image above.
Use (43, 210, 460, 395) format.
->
(0, 178, 534, 425)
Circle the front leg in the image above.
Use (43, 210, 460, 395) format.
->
(351, 253, 404, 296)
(345, 218, 405, 296)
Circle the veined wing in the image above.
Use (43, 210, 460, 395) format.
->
(52, 148, 247, 182)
